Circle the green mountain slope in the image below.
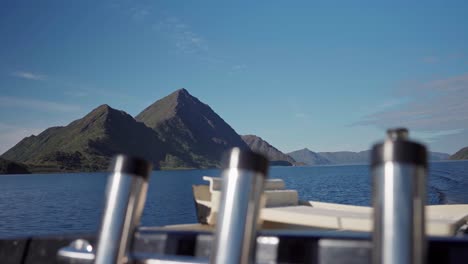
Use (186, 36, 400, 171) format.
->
(1, 104, 169, 172)
(450, 147, 468, 160)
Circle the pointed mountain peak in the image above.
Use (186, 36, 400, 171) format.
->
(288, 148, 331, 165)
(135, 88, 203, 127)
(173, 88, 198, 105)
(166, 88, 193, 101)
(242, 134, 262, 140)
(85, 104, 118, 118)
(136, 88, 249, 167)
(175, 88, 190, 96)
(94, 104, 112, 112)
(77, 104, 132, 128)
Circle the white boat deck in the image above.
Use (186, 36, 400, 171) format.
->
(262, 202, 468, 236)
(194, 176, 468, 236)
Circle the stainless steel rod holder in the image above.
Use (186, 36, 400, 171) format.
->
(211, 148, 269, 264)
(94, 155, 152, 264)
(371, 128, 427, 264)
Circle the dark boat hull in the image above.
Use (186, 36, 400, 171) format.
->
(2, 229, 468, 264)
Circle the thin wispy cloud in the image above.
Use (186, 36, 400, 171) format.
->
(286, 96, 311, 122)
(130, 6, 150, 21)
(63, 90, 89, 97)
(120, 3, 210, 55)
(422, 129, 465, 143)
(354, 72, 468, 148)
(231, 64, 247, 71)
(294, 113, 307, 118)
(358, 97, 409, 115)
(448, 52, 465, 60)
(422, 72, 468, 92)
(123, 5, 236, 70)
(0, 96, 81, 112)
(228, 64, 248, 75)
(378, 98, 408, 109)
(154, 17, 207, 54)
(11, 71, 47, 81)
(61, 84, 137, 102)
(421, 53, 465, 64)
(422, 56, 439, 64)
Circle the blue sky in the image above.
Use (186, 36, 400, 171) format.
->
(1, 1, 468, 155)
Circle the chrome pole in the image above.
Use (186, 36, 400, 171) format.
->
(211, 148, 269, 264)
(94, 155, 152, 264)
(372, 128, 427, 264)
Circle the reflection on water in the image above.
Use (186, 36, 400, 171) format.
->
(0, 161, 467, 238)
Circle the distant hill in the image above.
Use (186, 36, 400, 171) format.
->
(0, 158, 30, 174)
(317, 150, 370, 164)
(135, 88, 249, 168)
(288, 148, 331, 165)
(450, 147, 468, 160)
(1, 105, 170, 172)
(430, 152, 451, 161)
(241, 135, 295, 166)
(288, 148, 451, 166)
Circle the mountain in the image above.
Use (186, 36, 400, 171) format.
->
(135, 88, 249, 168)
(0, 158, 30, 174)
(450, 147, 468, 160)
(288, 148, 451, 166)
(1, 104, 170, 172)
(288, 148, 331, 165)
(241, 135, 295, 166)
(430, 152, 451, 161)
(317, 151, 370, 164)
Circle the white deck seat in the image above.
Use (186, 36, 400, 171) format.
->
(202, 176, 298, 208)
(261, 202, 468, 236)
(201, 176, 298, 225)
(202, 176, 286, 191)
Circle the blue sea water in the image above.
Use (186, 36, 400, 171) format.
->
(0, 161, 467, 238)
